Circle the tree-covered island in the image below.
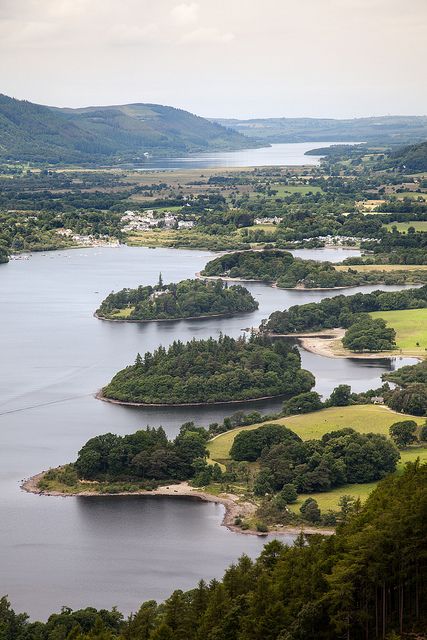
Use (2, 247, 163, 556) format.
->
(95, 277, 258, 322)
(100, 334, 315, 405)
(201, 249, 427, 289)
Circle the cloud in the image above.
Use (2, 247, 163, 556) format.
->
(171, 2, 199, 26)
(107, 23, 159, 46)
(180, 26, 235, 44)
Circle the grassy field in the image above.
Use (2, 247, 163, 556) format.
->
(395, 191, 427, 201)
(207, 405, 424, 463)
(336, 264, 427, 272)
(288, 447, 427, 512)
(370, 308, 427, 355)
(271, 184, 324, 196)
(384, 221, 427, 233)
(110, 307, 134, 318)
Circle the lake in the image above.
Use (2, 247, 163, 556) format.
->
(134, 142, 360, 170)
(0, 246, 416, 619)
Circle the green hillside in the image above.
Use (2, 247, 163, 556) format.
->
(213, 115, 427, 145)
(389, 140, 427, 171)
(0, 94, 254, 164)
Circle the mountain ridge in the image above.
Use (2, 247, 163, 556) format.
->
(212, 114, 427, 145)
(0, 94, 256, 164)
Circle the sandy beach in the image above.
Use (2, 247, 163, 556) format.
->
(21, 472, 334, 537)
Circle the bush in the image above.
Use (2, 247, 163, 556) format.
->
(256, 522, 269, 533)
(300, 498, 321, 523)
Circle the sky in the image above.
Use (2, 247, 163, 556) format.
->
(0, 0, 426, 119)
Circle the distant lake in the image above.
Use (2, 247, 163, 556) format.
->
(134, 142, 360, 170)
(0, 246, 416, 619)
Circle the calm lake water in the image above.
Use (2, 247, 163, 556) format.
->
(0, 246, 416, 619)
(134, 142, 360, 170)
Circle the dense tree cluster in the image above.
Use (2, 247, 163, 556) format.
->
(231, 424, 399, 495)
(386, 384, 427, 417)
(383, 361, 427, 416)
(102, 334, 315, 405)
(200, 249, 398, 289)
(384, 359, 427, 386)
(96, 278, 258, 321)
(2, 462, 426, 639)
(75, 424, 208, 482)
(342, 316, 396, 352)
(265, 286, 427, 335)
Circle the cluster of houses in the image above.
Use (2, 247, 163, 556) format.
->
(303, 234, 379, 246)
(56, 228, 120, 247)
(120, 210, 194, 232)
(254, 216, 283, 225)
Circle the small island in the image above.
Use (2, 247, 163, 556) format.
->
(201, 249, 427, 289)
(95, 277, 258, 322)
(99, 334, 315, 405)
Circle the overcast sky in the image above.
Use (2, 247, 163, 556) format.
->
(1, 0, 426, 119)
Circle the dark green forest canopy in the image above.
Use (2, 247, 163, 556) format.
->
(96, 279, 258, 321)
(384, 359, 427, 387)
(200, 249, 422, 289)
(264, 285, 427, 334)
(231, 424, 400, 494)
(3, 462, 426, 639)
(74, 425, 208, 482)
(102, 334, 315, 405)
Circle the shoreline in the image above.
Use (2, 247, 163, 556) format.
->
(197, 273, 377, 292)
(270, 328, 423, 360)
(96, 389, 287, 408)
(93, 309, 256, 324)
(21, 472, 334, 538)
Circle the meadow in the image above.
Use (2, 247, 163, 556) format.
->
(384, 221, 427, 233)
(208, 405, 427, 512)
(370, 307, 427, 355)
(207, 404, 425, 463)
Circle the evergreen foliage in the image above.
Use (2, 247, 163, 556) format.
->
(102, 335, 315, 405)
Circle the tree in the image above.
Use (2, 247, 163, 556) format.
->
(282, 391, 323, 415)
(253, 470, 273, 496)
(420, 423, 427, 442)
(300, 498, 321, 523)
(389, 420, 418, 448)
(387, 383, 427, 416)
(327, 384, 352, 407)
(279, 483, 297, 504)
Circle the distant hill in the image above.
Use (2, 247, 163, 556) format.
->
(389, 140, 427, 172)
(212, 115, 427, 145)
(0, 94, 255, 164)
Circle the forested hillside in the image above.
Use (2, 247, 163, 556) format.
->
(388, 140, 427, 172)
(0, 94, 254, 163)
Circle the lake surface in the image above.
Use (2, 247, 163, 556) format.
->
(134, 142, 360, 170)
(0, 246, 416, 619)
